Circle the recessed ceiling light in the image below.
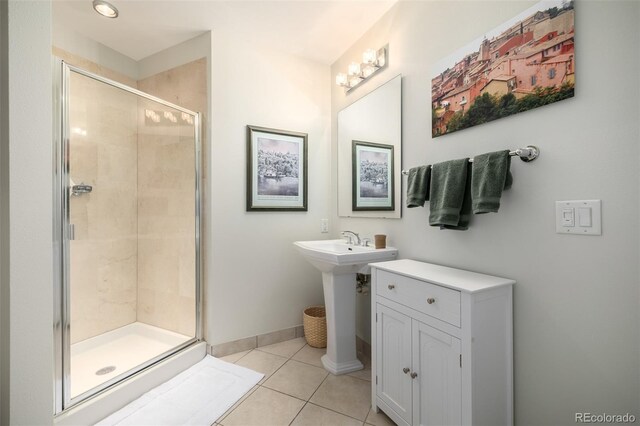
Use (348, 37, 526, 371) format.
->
(93, 0, 118, 18)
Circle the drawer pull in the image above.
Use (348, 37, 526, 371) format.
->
(427, 298, 436, 305)
(388, 284, 396, 290)
(403, 367, 410, 374)
(410, 372, 418, 379)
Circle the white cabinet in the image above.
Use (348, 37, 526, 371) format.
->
(412, 320, 461, 426)
(376, 305, 412, 424)
(371, 259, 514, 426)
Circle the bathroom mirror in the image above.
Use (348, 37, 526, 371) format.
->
(337, 75, 402, 218)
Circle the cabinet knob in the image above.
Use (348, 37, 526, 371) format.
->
(410, 372, 418, 379)
(403, 367, 410, 374)
(427, 298, 436, 305)
(388, 284, 396, 290)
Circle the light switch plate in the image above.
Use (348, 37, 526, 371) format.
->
(555, 200, 601, 235)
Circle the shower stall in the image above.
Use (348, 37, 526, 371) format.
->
(53, 60, 202, 413)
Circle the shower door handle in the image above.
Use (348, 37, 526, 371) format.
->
(69, 224, 75, 241)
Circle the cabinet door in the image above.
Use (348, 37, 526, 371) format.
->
(412, 320, 462, 426)
(376, 304, 413, 425)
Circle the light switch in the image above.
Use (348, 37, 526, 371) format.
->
(562, 208, 574, 227)
(556, 200, 601, 235)
(577, 207, 591, 227)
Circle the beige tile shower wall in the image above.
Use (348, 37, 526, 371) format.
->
(60, 50, 139, 344)
(136, 59, 206, 337)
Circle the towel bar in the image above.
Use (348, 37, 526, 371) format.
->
(401, 145, 539, 175)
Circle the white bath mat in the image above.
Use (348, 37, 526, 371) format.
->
(96, 355, 263, 426)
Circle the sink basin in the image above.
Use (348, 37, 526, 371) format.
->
(294, 239, 398, 274)
(294, 239, 398, 375)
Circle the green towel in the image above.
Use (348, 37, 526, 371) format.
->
(441, 162, 472, 230)
(406, 165, 431, 208)
(471, 150, 513, 214)
(429, 158, 470, 228)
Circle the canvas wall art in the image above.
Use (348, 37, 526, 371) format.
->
(432, 0, 574, 138)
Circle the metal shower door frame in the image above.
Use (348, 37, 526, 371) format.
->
(53, 59, 203, 415)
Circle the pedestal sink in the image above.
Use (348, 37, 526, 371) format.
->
(294, 239, 398, 374)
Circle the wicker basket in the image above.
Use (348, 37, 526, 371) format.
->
(303, 306, 327, 348)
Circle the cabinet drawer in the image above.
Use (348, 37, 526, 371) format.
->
(376, 270, 461, 327)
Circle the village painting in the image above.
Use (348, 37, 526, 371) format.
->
(257, 137, 300, 196)
(432, 0, 574, 138)
(352, 141, 394, 211)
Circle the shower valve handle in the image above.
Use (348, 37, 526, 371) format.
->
(72, 183, 93, 196)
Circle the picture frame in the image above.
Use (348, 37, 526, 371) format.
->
(246, 125, 308, 211)
(352, 140, 394, 211)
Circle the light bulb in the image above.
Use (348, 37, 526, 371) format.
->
(363, 49, 377, 65)
(348, 62, 361, 76)
(377, 49, 386, 67)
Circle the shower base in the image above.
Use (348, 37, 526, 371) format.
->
(70, 322, 192, 398)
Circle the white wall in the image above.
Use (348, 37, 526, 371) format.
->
(206, 30, 331, 344)
(0, 0, 8, 422)
(53, 23, 212, 83)
(138, 32, 210, 80)
(0, 1, 54, 424)
(52, 23, 138, 80)
(332, 1, 640, 424)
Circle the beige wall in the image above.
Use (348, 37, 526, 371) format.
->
(136, 58, 206, 337)
(55, 48, 140, 343)
(332, 1, 639, 424)
(68, 71, 139, 344)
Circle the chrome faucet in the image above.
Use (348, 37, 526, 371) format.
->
(341, 230, 361, 245)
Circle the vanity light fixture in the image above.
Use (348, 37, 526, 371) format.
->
(336, 45, 388, 92)
(93, 0, 119, 18)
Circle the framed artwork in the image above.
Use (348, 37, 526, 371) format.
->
(352, 141, 394, 211)
(431, 0, 574, 137)
(246, 125, 308, 211)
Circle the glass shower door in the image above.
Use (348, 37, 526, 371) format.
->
(56, 61, 201, 411)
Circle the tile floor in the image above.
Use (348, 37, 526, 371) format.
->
(214, 337, 396, 426)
